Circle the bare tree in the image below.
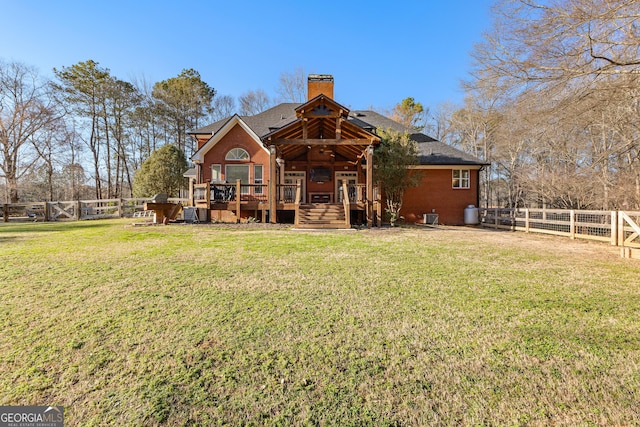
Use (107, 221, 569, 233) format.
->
(479, 0, 640, 88)
(239, 89, 272, 116)
(276, 68, 307, 103)
(461, 0, 640, 210)
(30, 118, 66, 201)
(0, 60, 60, 203)
(424, 102, 456, 143)
(211, 94, 236, 121)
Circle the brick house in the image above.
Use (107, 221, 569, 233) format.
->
(187, 75, 486, 227)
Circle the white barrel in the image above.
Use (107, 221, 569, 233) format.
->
(464, 205, 479, 225)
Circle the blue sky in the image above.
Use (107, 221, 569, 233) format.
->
(1, 0, 493, 112)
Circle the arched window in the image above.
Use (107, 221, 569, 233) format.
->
(225, 148, 250, 161)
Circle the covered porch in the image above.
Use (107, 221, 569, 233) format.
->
(190, 93, 383, 228)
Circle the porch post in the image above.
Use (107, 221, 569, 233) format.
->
(269, 145, 277, 223)
(236, 179, 242, 223)
(279, 159, 286, 201)
(366, 144, 374, 227)
(195, 163, 202, 184)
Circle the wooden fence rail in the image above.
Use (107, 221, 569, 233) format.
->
(2, 198, 187, 223)
(479, 207, 640, 259)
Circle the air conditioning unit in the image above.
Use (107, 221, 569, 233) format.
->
(423, 213, 438, 225)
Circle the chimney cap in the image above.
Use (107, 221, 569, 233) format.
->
(308, 74, 333, 82)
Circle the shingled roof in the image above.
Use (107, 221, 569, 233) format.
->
(190, 104, 299, 138)
(190, 103, 486, 166)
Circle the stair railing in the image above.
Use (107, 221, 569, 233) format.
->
(342, 181, 351, 228)
(294, 179, 302, 227)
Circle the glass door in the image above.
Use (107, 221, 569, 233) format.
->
(335, 172, 357, 203)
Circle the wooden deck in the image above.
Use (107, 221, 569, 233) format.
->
(192, 181, 380, 227)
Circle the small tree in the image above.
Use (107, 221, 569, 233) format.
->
(374, 128, 420, 226)
(133, 144, 188, 198)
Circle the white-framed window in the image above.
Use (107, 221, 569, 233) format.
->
(452, 169, 470, 189)
(211, 164, 222, 182)
(225, 148, 250, 161)
(254, 164, 263, 194)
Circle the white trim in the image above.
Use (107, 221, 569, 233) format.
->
(254, 164, 264, 194)
(191, 115, 269, 163)
(211, 164, 222, 181)
(335, 171, 357, 203)
(409, 164, 483, 170)
(225, 147, 250, 161)
(452, 169, 471, 189)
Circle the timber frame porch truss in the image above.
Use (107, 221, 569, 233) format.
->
(264, 95, 378, 160)
(263, 95, 381, 226)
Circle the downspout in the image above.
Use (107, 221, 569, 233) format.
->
(477, 165, 484, 208)
(196, 163, 202, 184)
(269, 145, 277, 223)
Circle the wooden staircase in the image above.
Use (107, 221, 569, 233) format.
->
(296, 203, 350, 229)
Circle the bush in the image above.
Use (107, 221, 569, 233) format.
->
(133, 145, 188, 197)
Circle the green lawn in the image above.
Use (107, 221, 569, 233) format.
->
(1, 219, 639, 426)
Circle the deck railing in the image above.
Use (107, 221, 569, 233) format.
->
(278, 183, 299, 204)
(211, 183, 269, 202)
(196, 181, 332, 205)
(194, 181, 377, 206)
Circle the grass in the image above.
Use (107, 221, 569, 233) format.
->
(1, 219, 639, 426)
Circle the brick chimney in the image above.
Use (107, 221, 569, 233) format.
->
(307, 74, 334, 100)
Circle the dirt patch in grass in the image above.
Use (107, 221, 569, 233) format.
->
(364, 224, 622, 264)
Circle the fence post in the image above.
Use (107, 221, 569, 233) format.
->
(618, 211, 625, 247)
(611, 211, 617, 246)
(43, 202, 49, 222)
(118, 199, 124, 218)
(570, 210, 575, 239)
(205, 181, 211, 210)
(525, 208, 530, 233)
(188, 178, 194, 208)
(3, 204, 8, 222)
(236, 179, 241, 223)
(76, 201, 81, 220)
(494, 207, 499, 229)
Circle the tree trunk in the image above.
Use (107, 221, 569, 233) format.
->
(8, 176, 19, 203)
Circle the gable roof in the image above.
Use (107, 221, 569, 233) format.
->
(191, 114, 268, 163)
(190, 104, 300, 139)
(261, 97, 380, 161)
(294, 94, 349, 119)
(190, 104, 487, 166)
